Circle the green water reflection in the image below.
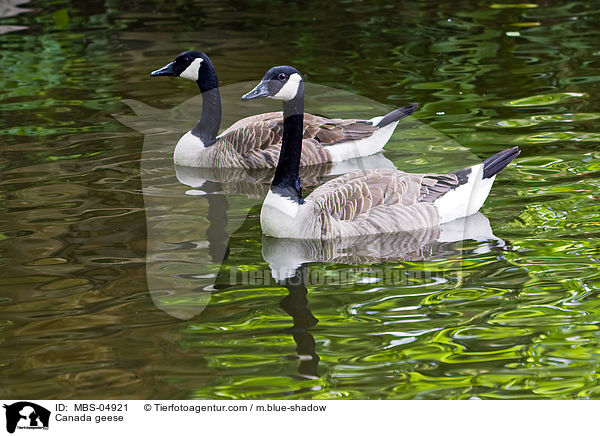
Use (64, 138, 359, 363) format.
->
(2, 0, 600, 399)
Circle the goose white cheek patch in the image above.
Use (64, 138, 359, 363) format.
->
(273, 73, 302, 100)
(180, 58, 204, 81)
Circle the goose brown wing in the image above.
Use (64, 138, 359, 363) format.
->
(220, 113, 377, 149)
(217, 113, 378, 168)
(308, 169, 440, 237)
(303, 114, 378, 145)
(218, 112, 283, 153)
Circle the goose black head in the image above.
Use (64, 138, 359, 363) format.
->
(242, 66, 303, 102)
(150, 51, 213, 82)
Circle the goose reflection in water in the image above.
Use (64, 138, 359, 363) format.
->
(262, 211, 505, 281)
(278, 266, 320, 381)
(174, 152, 397, 198)
(257, 211, 505, 381)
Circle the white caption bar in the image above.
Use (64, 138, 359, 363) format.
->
(0, 400, 592, 435)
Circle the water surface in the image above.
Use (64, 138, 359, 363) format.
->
(2, 0, 600, 399)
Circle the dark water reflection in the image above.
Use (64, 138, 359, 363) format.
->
(2, 0, 600, 399)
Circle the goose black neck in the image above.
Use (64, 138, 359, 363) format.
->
(191, 63, 222, 147)
(271, 90, 305, 203)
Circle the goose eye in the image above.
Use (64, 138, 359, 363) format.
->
(278, 73, 287, 81)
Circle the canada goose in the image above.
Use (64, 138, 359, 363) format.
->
(242, 66, 521, 239)
(151, 51, 417, 168)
